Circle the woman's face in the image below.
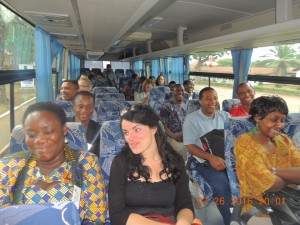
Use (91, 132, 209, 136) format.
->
(158, 76, 165, 85)
(24, 111, 67, 162)
(144, 84, 152, 93)
(121, 119, 157, 155)
(255, 111, 286, 139)
(78, 79, 92, 91)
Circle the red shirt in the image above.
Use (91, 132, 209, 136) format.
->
(229, 104, 249, 117)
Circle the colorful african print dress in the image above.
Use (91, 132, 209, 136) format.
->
(0, 147, 107, 224)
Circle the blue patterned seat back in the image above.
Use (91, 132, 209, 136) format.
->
(96, 101, 132, 126)
(55, 100, 75, 118)
(9, 122, 88, 154)
(9, 124, 28, 154)
(224, 116, 254, 198)
(188, 158, 214, 202)
(93, 87, 118, 95)
(99, 120, 125, 225)
(66, 122, 88, 151)
(222, 99, 241, 112)
(224, 113, 300, 198)
(282, 113, 300, 148)
(95, 93, 125, 104)
(0, 201, 80, 225)
(148, 86, 170, 114)
(99, 120, 125, 193)
(186, 99, 201, 114)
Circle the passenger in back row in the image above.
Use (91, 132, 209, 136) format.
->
(68, 91, 100, 157)
(229, 82, 255, 117)
(183, 79, 198, 100)
(183, 87, 232, 225)
(160, 84, 187, 160)
(78, 75, 93, 92)
(59, 80, 79, 101)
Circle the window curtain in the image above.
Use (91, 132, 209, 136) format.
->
(35, 27, 53, 102)
(58, 49, 64, 91)
(184, 55, 190, 81)
(171, 56, 184, 84)
(69, 53, 80, 80)
(50, 37, 63, 63)
(162, 58, 170, 82)
(231, 49, 253, 98)
(151, 59, 160, 77)
(50, 37, 63, 94)
(134, 60, 143, 75)
(63, 50, 69, 79)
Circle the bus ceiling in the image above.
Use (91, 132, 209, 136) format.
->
(1, 0, 300, 61)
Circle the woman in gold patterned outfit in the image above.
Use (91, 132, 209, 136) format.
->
(234, 96, 300, 208)
(0, 102, 107, 224)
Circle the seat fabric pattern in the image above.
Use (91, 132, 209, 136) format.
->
(9, 122, 88, 154)
(222, 99, 241, 112)
(0, 201, 80, 225)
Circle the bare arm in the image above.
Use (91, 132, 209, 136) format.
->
(163, 124, 183, 142)
(267, 167, 300, 192)
(186, 144, 226, 170)
(176, 208, 194, 225)
(266, 176, 287, 192)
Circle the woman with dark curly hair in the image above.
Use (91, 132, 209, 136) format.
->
(234, 96, 300, 210)
(108, 104, 201, 225)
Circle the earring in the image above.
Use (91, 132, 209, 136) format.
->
(64, 137, 68, 144)
(252, 123, 261, 135)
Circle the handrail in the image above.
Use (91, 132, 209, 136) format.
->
(189, 71, 300, 85)
(0, 69, 36, 85)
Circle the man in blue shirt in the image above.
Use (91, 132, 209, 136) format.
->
(183, 87, 232, 225)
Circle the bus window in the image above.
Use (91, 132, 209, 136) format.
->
(0, 5, 35, 155)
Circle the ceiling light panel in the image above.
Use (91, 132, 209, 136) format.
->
(51, 33, 78, 40)
(24, 11, 72, 27)
(125, 32, 152, 41)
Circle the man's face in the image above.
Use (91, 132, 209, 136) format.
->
(60, 82, 78, 101)
(184, 80, 194, 94)
(73, 95, 94, 123)
(199, 89, 219, 117)
(237, 84, 255, 106)
(173, 85, 184, 103)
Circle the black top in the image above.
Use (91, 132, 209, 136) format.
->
(67, 118, 100, 157)
(108, 153, 194, 225)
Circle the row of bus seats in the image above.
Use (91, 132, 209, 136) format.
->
(8, 90, 300, 224)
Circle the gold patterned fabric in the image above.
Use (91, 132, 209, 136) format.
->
(234, 132, 300, 205)
(0, 148, 107, 224)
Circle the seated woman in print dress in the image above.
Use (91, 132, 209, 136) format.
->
(108, 104, 202, 225)
(0, 102, 107, 224)
(234, 96, 300, 210)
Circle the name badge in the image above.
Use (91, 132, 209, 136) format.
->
(72, 185, 81, 209)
